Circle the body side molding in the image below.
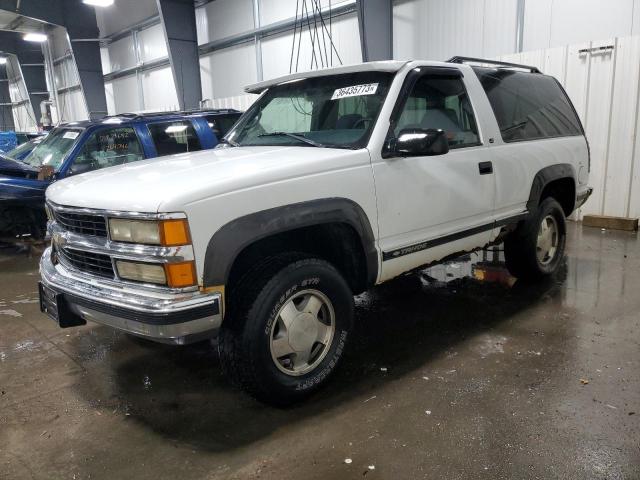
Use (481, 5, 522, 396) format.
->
(202, 198, 379, 288)
(382, 212, 528, 261)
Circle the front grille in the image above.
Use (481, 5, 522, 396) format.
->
(57, 247, 115, 279)
(53, 210, 108, 237)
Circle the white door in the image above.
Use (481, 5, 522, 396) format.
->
(371, 70, 496, 282)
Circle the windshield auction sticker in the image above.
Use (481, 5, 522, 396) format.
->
(331, 83, 379, 100)
(63, 131, 79, 140)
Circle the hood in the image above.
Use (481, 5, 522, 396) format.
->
(0, 154, 39, 179)
(0, 176, 47, 202)
(46, 145, 368, 212)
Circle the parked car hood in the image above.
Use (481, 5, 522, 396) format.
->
(46, 145, 369, 212)
(0, 154, 39, 179)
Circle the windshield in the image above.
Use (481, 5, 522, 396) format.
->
(226, 71, 394, 149)
(5, 139, 37, 160)
(24, 128, 82, 170)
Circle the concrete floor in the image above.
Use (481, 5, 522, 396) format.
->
(1, 222, 638, 479)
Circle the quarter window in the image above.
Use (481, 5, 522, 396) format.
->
(69, 127, 144, 175)
(394, 75, 480, 148)
(473, 67, 582, 142)
(148, 121, 202, 156)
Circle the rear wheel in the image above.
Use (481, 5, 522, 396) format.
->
(504, 197, 566, 280)
(218, 253, 353, 406)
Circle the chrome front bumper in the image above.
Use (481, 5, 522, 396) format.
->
(40, 247, 222, 344)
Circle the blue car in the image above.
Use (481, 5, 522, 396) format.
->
(2, 135, 47, 161)
(0, 109, 242, 238)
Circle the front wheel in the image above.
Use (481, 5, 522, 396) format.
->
(218, 254, 354, 406)
(504, 197, 567, 280)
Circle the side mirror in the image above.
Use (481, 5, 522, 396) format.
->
(393, 128, 449, 157)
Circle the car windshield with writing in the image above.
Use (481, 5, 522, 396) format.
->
(23, 128, 82, 170)
(227, 72, 394, 149)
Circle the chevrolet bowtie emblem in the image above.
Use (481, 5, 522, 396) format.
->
(53, 232, 67, 247)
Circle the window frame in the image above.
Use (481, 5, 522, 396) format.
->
(146, 119, 203, 156)
(68, 125, 146, 176)
(382, 67, 483, 158)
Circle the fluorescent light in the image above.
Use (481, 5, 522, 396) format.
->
(165, 125, 188, 134)
(83, 0, 114, 6)
(23, 33, 47, 43)
(0, 57, 6, 65)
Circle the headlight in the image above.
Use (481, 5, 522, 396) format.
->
(115, 260, 166, 284)
(114, 260, 197, 288)
(109, 218, 190, 246)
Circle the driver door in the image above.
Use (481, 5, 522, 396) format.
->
(372, 68, 496, 281)
(65, 127, 145, 176)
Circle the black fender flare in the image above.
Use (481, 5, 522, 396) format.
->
(526, 163, 576, 214)
(202, 198, 379, 288)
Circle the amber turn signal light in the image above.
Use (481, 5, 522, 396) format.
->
(160, 219, 191, 246)
(164, 261, 197, 288)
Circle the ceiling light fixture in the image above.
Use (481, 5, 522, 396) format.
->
(82, 0, 115, 6)
(23, 33, 47, 43)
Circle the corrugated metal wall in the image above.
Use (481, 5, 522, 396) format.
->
(393, 0, 518, 61)
(501, 37, 640, 219)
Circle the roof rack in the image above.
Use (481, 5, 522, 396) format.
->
(101, 108, 242, 122)
(447, 56, 541, 74)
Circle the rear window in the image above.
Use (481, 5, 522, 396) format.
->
(473, 67, 582, 143)
(148, 121, 202, 156)
(205, 114, 241, 138)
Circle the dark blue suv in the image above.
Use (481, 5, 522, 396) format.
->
(0, 109, 242, 238)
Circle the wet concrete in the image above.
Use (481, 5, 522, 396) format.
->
(1, 223, 638, 479)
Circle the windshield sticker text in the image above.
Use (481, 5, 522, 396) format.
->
(331, 83, 379, 100)
(63, 131, 79, 140)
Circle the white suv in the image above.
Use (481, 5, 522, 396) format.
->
(39, 57, 592, 405)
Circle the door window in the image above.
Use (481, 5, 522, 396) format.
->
(68, 127, 144, 175)
(394, 75, 480, 149)
(148, 121, 202, 156)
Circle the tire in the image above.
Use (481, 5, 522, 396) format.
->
(218, 253, 354, 406)
(504, 197, 566, 280)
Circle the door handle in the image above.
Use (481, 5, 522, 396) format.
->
(478, 161, 493, 175)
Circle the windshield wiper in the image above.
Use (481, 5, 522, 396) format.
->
(218, 137, 239, 147)
(257, 131, 327, 148)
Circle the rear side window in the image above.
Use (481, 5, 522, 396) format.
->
(148, 121, 202, 156)
(473, 68, 582, 143)
(205, 114, 241, 137)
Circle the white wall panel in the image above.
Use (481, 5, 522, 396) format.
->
(200, 42, 258, 100)
(522, 0, 552, 51)
(482, 0, 518, 57)
(58, 91, 88, 122)
(138, 23, 168, 63)
(259, 0, 343, 26)
(602, 36, 640, 217)
(394, 0, 518, 61)
(96, 0, 158, 37)
(106, 75, 141, 114)
(196, 0, 254, 45)
(140, 67, 179, 112)
(210, 94, 258, 111)
(503, 35, 640, 219)
(261, 12, 360, 80)
(107, 35, 137, 72)
(582, 39, 616, 217)
(100, 47, 111, 75)
(548, 0, 633, 47)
